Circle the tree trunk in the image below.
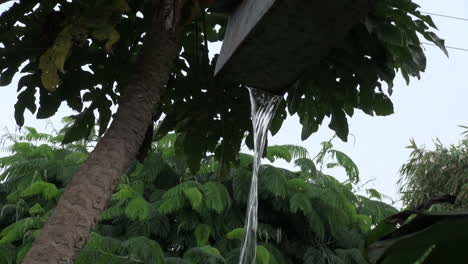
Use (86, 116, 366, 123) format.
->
(23, 1, 184, 263)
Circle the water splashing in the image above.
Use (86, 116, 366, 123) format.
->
(239, 87, 282, 264)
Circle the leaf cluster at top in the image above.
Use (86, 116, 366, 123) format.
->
(0, 0, 447, 171)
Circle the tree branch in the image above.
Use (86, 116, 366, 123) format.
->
(23, 0, 185, 263)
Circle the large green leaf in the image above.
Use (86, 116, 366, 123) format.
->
(194, 224, 212, 247)
(328, 108, 348, 142)
(260, 166, 288, 198)
(0, 217, 40, 245)
(183, 187, 203, 210)
(200, 182, 231, 213)
(367, 212, 468, 264)
(373, 93, 394, 116)
(256, 245, 270, 264)
(21, 181, 59, 200)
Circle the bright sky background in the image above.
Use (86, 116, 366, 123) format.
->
(1, 1, 467, 206)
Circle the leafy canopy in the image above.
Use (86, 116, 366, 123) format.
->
(0, 0, 446, 171)
(399, 128, 468, 210)
(0, 127, 397, 263)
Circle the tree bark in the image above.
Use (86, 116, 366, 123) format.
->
(23, 1, 184, 263)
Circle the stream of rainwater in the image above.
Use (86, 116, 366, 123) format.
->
(239, 87, 282, 264)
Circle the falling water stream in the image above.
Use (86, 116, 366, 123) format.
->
(239, 87, 282, 264)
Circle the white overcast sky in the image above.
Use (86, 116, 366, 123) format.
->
(1, 1, 467, 205)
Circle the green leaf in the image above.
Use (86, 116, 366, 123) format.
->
(260, 167, 288, 198)
(368, 212, 468, 264)
(184, 134, 207, 173)
(16, 243, 32, 264)
(101, 204, 124, 220)
(0, 217, 39, 244)
(328, 108, 348, 142)
(183, 187, 203, 210)
(162, 181, 198, 199)
(183, 246, 223, 264)
(85, 232, 124, 253)
(373, 93, 394, 116)
(226, 228, 244, 240)
(21, 181, 59, 200)
(289, 193, 312, 215)
(366, 220, 398, 248)
(38, 26, 73, 91)
(264, 244, 288, 264)
(6, 190, 21, 203)
(0, 67, 18, 87)
(408, 45, 427, 71)
(62, 109, 96, 144)
(366, 189, 382, 200)
(114, 0, 130, 12)
(299, 102, 319, 141)
(269, 100, 286, 136)
(294, 158, 317, 175)
(286, 81, 302, 115)
(91, 24, 120, 52)
(36, 89, 62, 119)
(265, 145, 292, 163)
(330, 150, 359, 183)
(287, 178, 310, 193)
(97, 97, 113, 136)
(112, 184, 138, 200)
(14, 85, 37, 127)
(159, 195, 185, 214)
(377, 24, 404, 46)
(28, 203, 45, 215)
(194, 224, 211, 247)
(125, 196, 150, 221)
(423, 31, 448, 57)
(124, 237, 166, 264)
(256, 245, 270, 264)
(200, 182, 231, 213)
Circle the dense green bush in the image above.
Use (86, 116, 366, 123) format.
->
(0, 128, 396, 263)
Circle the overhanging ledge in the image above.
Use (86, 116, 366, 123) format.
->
(214, 0, 374, 94)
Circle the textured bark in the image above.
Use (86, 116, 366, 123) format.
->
(23, 1, 184, 263)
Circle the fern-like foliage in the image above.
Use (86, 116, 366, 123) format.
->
(0, 128, 398, 263)
(265, 145, 309, 163)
